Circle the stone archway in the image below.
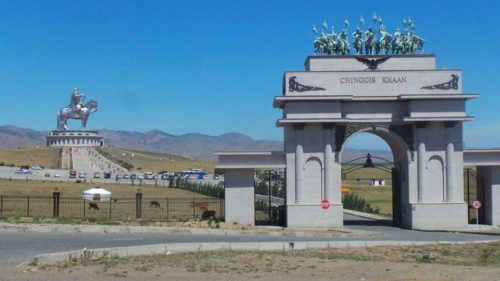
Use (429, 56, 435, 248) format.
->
(337, 125, 413, 227)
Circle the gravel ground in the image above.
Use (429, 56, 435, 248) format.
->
(1, 242, 499, 281)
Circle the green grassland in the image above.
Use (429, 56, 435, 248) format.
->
(0, 147, 61, 169)
(99, 147, 215, 172)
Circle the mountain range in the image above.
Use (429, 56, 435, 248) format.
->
(0, 125, 392, 161)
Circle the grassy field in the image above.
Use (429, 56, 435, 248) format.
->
(0, 147, 60, 169)
(0, 178, 223, 221)
(342, 166, 393, 216)
(99, 147, 215, 172)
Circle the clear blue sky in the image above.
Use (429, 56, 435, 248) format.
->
(0, 0, 499, 150)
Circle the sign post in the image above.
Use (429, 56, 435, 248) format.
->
(321, 199, 330, 230)
(472, 200, 482, 231)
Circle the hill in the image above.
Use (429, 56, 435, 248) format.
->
(0, 125, 392, 161)
(0, 125, 47, 147)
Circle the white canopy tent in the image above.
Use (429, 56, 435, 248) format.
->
(82, 187, 111, 201)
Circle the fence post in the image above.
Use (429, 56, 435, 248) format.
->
(52, 192, 60, 218)
(219, 198, 223, 220)
(166, 198, 169, 220)
(109, 197, 112, 219)
(0, 195, 3, 216)
(27, 196, 30, 217)
(83, 198, 86, 219)
(136, 192, 142, 219)
(192, 197, 196, 218)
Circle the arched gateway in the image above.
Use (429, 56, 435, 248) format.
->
(217, 53, 478, 230)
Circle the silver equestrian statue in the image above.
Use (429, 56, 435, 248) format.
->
(56, 88, 98, 130)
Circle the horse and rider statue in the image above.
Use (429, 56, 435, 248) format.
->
(57, 88, 98, 131)
(313, 15, 425, 56)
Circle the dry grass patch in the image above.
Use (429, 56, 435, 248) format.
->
(0, 147, 60, 169)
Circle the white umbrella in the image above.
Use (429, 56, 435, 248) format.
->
(82, 187, 111, 201)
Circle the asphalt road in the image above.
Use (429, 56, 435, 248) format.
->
(0, 213, 498, 267)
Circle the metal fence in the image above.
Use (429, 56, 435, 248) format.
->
(0, 193, 224, 221)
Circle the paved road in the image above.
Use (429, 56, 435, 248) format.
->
(1, 213, 498, 267)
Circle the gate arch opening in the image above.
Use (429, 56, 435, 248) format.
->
(339, 126, 411, 227)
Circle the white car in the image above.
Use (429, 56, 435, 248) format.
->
(93, 172, 101, 178)
(144, 172, 155, 180)
(54, 173, 61, 178)
(31, 166, 43, 170)
(79, 171, 86, 178)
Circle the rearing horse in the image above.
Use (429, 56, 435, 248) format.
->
(57, 99, 98, 130)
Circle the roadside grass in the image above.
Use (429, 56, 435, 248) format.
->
(99, 147, 215, 172)
(0, 147, 60, 169)
(37, 242, 500, 275)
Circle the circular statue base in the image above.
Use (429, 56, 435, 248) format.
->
(46, 130, 103, 147)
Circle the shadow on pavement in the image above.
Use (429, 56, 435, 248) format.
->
(343, 218, 394, 227)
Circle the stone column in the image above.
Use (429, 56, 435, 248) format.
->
(417, 123, 427, 202)
(323, 123, 334, 202)
(294, 124, 305, 203)
(445, 122, 456, 202)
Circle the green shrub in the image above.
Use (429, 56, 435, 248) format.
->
(342, 193, 380, 214)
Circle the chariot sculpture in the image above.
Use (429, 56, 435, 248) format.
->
(313, 14, 425, 56)
(56, 88, 98, 131)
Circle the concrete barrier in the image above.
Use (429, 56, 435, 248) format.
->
(30, 239, 500, 266)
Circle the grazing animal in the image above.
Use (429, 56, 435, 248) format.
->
(201, 210, 216, 220)
(150, 201, 161, 208)
(189, 200, 209, 211)
(88, 202, 99, 210)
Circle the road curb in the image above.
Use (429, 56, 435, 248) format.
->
(30, 239, 500, 266)
(0, 223, 381, 238)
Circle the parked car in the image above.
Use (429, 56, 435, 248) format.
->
(123, 174, 130, 179)
(54, 173, 61, 178)
(130, 174, 137, 180)
(44, 172, 50, 177)
(31, 166, 43, 170)
(104, 172, 111, 179)
(15, 168, 31, 174)
(79, 171, 86, 178)
(144, 172, 155, 180)
(138, 173, 144, 180)
(69, 170, 77, 178)
(93, 172, 101, 178)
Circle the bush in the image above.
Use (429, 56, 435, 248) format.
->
(342, 193, 380, 214)
(174, 177, 224, 198)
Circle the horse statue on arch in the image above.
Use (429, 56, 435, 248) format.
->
(57, 90, 98, 130)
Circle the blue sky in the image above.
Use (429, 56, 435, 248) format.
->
(0, 0, 499, 150)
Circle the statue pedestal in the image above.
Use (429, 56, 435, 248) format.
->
(46, 130, 103, 147)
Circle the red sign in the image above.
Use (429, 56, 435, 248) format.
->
(321, 199, 330, 210)
(472, 200, 482, 209)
